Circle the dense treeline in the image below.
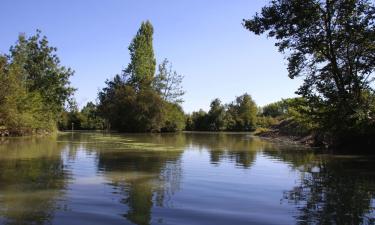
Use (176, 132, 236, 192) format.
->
(58, 101, 105, 130)
(0, 31, 75, 135)
(185, 95, 312, 136)
(186, 94, 258, 131)
(258, 98, 315, 137)
(244, 0, 375, 149)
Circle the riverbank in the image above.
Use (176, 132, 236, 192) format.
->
(0, 127, 53, 137)
(254, 120, 375, 154)
(255, 128, 315, 147)
(253, 118, 316, 148)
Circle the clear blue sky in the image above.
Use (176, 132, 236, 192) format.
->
(1, 0, 301, 112)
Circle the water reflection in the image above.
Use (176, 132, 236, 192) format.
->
(83, 133, 271, 225)
(98, 152, 182, 225)
(184, 132, 270, 168)
(282, 156, 375, 225)
(0, 133, 374, 225)
(0, 136, 68, 225)
(91, 134, 184, 225)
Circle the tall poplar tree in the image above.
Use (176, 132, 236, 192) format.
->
(125, 21, 156, 89)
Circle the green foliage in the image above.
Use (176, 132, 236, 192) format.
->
(134, 88, 166, 132)
(256, 116, 278, 128)
(98, 75, 165, 132)
(207, 99, 226, 131)
(125, 21, 156, 89)
(10, 30, 75, 116)
(262, 101, 287, 118)
(153, 58, 185, 104)
(261, 98, 311, 119)
(162, 103, 186, 132)
(187, 94, 258, 132)
(257, 98, 316, 136)
(226, 94, 258, 131)
(0, 61, 54, 133)
(58, 101, 105, 131)
(186, 110, 209, 131)
(237, 94, 258, 130)
(80, 102, 105, 130)
(57, 100, 82, 130)
(244, 0, 375, 148)
(98, 21, 185, 133)
(0, 31, 74, 135)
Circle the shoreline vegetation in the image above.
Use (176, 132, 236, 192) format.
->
(1, 0, 375, 152)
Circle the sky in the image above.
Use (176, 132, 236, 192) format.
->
(1, 0, 302, 112)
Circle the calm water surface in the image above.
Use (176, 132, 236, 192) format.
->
(0, 132, 374, 225)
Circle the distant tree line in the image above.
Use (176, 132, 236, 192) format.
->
(186, 94, 258, 131)
(58, 101, 105, 130)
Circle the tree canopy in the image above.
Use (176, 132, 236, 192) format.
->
(0, 31, 75, 134)
(244, 0, 375, 147)
(153, 59, 185, 104)
(98, 21, 185, 132)
(186, 94, 258, 132)
(125, 21, 156, 89)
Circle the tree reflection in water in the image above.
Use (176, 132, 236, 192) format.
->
(0, 136, 69, 225)
(1, 132, 373, 225)
(96, 134, 184, 225)
(281, 154, 375, 225)
(95, 133, 269, 225)
(185, 132, 269, 168)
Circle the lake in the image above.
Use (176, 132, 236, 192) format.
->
(0, 132, 374, 225)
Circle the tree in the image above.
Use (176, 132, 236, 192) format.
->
(125, 21, 156, 89)
(0, 55, 9, 126)
(162, 102, 186, 132)
(80, 102, 105, 130)
(0, 31, 75, 134)
(225, 94, 258, 131)
(244, 0, 375, 146)
(153, 58, 185, 104)
(98, 75, 165, 132)
(57, 99, 83, 130)
(10, 30, 75, 116)
(0, 33, 70, 134)
(186, 94, 258, 132)
(134, 88, 166, 132)
(262, 101, 287, 118)
(235, 94, 258, 131)
(98, 21, 186, 133)
(207, 98, 226, 131)
(98, 21, 164, 132)
(189, 110, 209, 131)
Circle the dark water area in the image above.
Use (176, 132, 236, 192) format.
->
(0, 132, 374, 225)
